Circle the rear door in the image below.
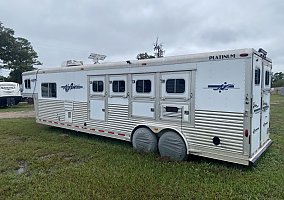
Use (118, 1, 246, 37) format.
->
(251, 55, 262, 155)
(260, 61, 272, 145)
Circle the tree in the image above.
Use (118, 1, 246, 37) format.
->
(136, 37, 165, 60)
(136, 52, 155, 60)
(0, 22, 41, 83)
(272, 72, 284, 87)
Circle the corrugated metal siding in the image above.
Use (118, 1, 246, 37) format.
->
(107, 104, 134, 133)
(72, 101, 88, 124)
(183, 110, 244, 154)
(37, 100, 244, 155)
(86, 104, 133, 133)
(38, 99, 64, 121)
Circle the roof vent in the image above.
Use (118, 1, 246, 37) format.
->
(61, 60, 83, 67)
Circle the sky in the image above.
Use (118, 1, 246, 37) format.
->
(0, 0, 284, 73)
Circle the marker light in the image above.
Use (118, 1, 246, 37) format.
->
(240, 53, 249, 57)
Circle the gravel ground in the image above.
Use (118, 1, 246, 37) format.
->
(0, 111, 35, 119)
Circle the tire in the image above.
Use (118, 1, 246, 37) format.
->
(132, 128, 158, 153)
(158, 131, 187, 161)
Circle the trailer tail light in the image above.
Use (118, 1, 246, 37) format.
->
(244, 129, 249, 137)
(244, 129, 251, 144)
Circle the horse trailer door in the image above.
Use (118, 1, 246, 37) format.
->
(131, 74, 155, 119)
(251, 55, 262, 155)
(260, 61, 271, 146)
(108, 75, 128, 105)
(160, 71, 191, 122)
(89, 75, 106, 121)
(64, 101, 73, 123)
(90, 99, 105, 121)
(160, 72, 190, 100)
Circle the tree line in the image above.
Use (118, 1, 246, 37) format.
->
(0, 22, 41, 83)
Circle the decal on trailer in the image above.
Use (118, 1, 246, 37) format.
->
(61, 83, 83, 92)
(206, 82, 238, 93)
(209, 54, 235, 60)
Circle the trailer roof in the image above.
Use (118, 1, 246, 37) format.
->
(23, 48, 272, 75)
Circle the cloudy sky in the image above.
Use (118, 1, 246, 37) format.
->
(1, 0, 284, 72)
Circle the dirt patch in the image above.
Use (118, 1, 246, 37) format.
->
(16, 160, 28, 175)
(0, 111, 35, 119)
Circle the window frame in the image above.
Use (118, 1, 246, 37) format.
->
(136, 79, 151, 93)
(265, 70, 270, 86)
(166, 78, 185, 94)
(41, 82, 57, 98)
(92, 80, 104, 92)
(255, 68, 261, 85)
(112, 80, 125, 93)
(24, 79, 31, 89)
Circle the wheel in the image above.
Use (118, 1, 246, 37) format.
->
(158, 131, 187, 161)
(132, 127, 158, 153)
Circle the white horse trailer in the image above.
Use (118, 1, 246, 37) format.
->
(22, 48, 272, 165)
(0, 82, 22, 107)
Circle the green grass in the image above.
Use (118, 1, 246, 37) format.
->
(0, 96, 283, 199)
(0, 102, 34, 112)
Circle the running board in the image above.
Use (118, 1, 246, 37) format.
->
(249, 139, 272, 164)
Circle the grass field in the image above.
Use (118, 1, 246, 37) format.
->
(0, 102, 34, 113)
(0, 95, 283, 199)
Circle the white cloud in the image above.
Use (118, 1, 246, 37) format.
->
(0, 0, 283, 72)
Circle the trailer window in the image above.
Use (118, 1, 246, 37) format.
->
(24, 79, 31, 89)
(265, 71, 270, 86)
(92, 81, 104, 92)
(166, 79, 185, 93)
(136, 80, 151, 93)
(41, 83, 57, 98)
(255, 68, 260, 85)
(112, 80, 125, 93)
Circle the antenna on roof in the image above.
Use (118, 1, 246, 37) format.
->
(88, 53, 107, 64)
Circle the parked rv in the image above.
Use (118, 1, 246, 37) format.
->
(22, 48, 272, 165)
(0, 82, 22, 107)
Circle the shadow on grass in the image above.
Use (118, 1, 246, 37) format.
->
(39, 124, 268, 171)
(46, 125, 132, 148)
